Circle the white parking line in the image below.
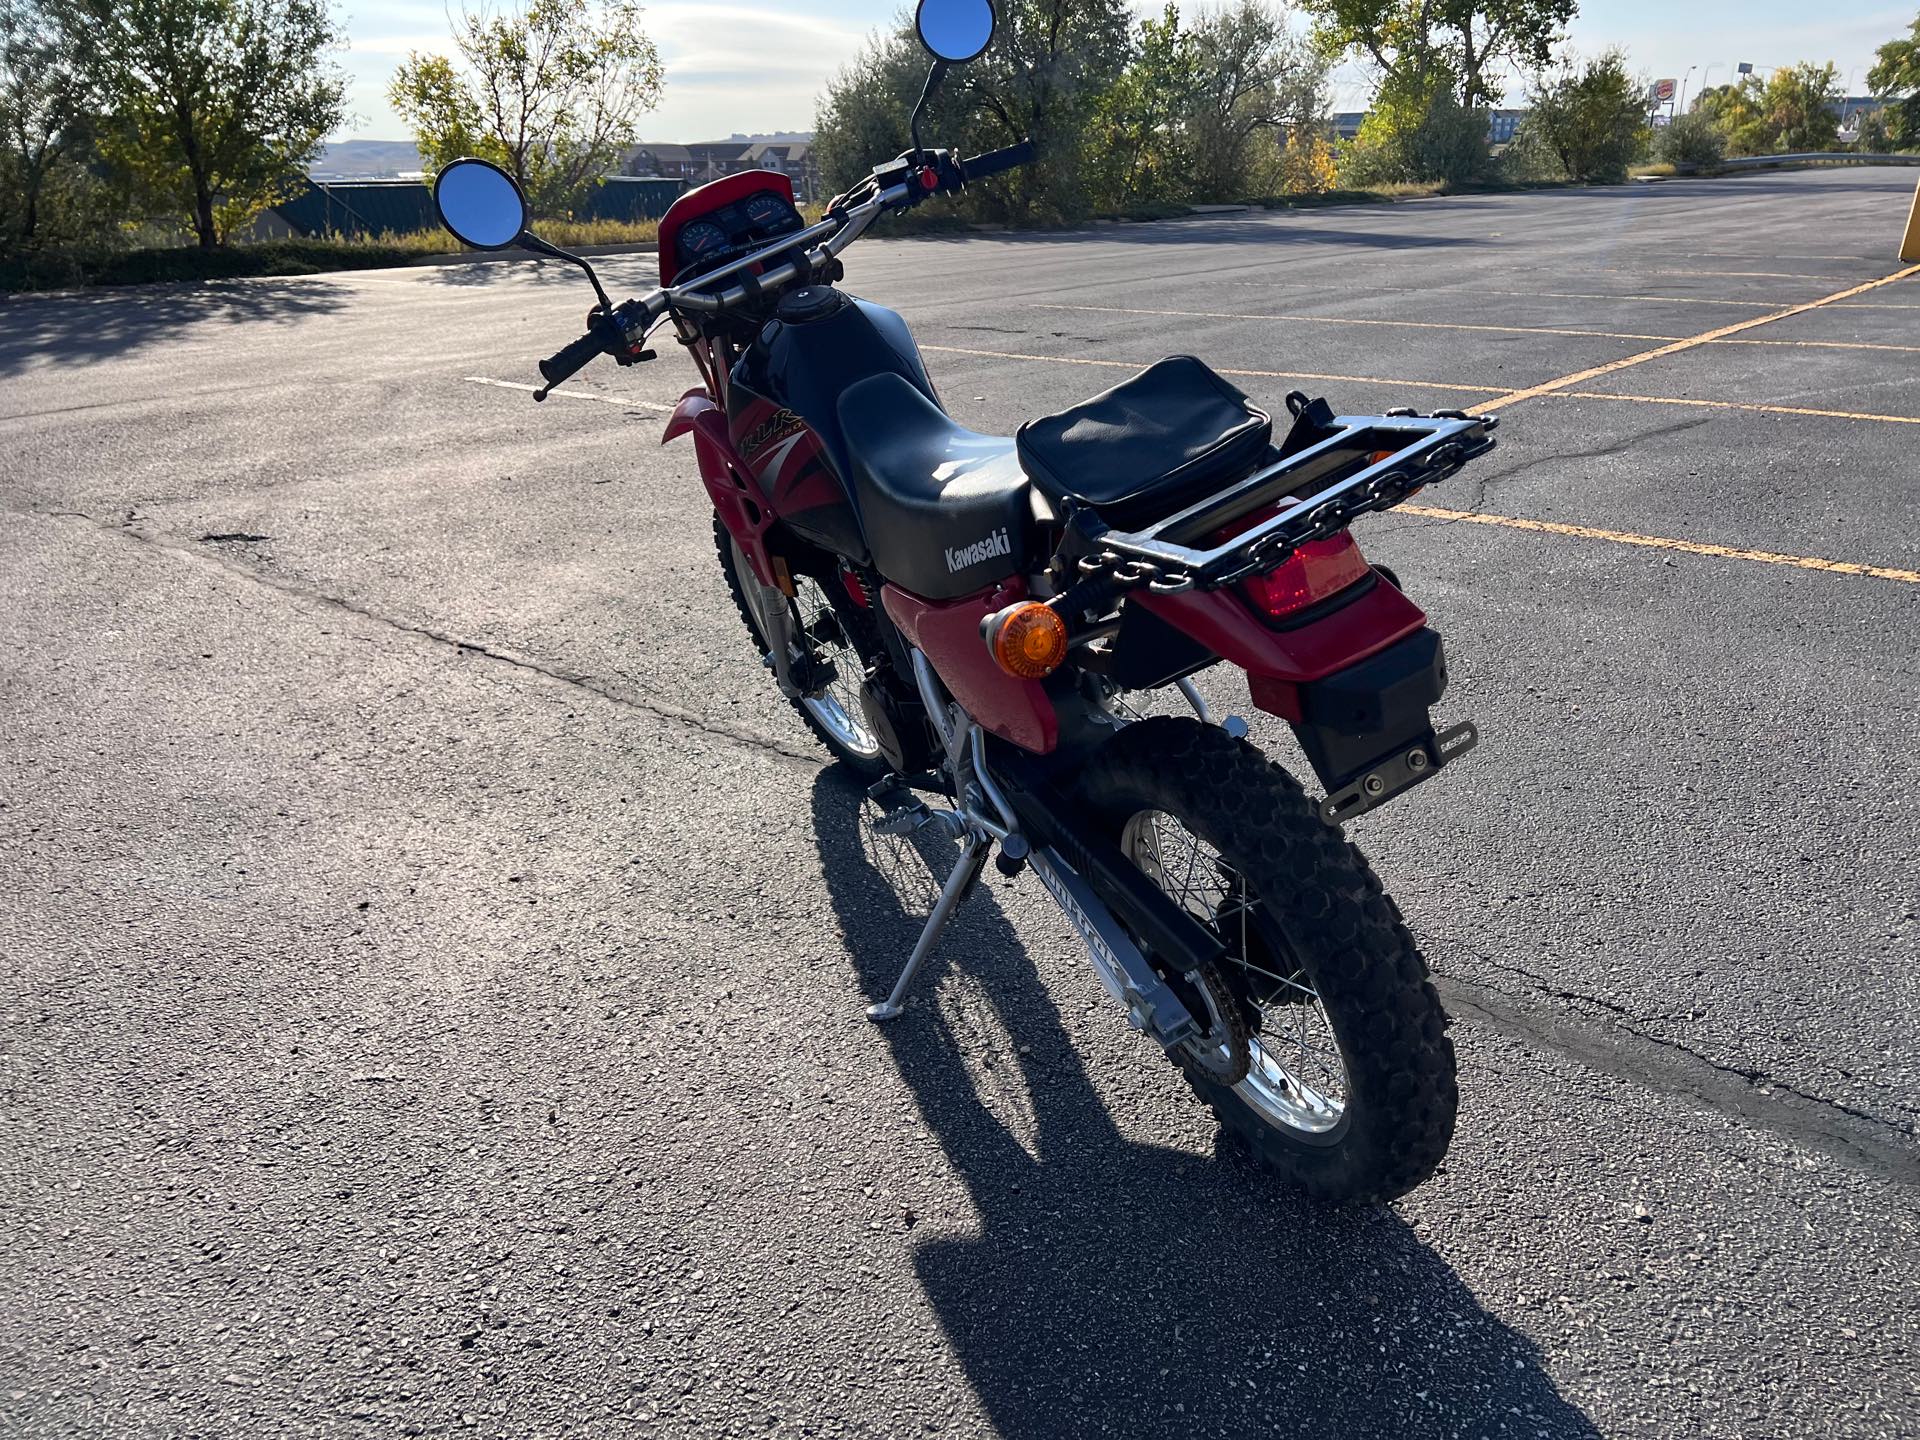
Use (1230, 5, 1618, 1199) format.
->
(462, 376, 674, 413)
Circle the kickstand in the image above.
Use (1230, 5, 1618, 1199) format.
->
(866, 833, 991, 1021)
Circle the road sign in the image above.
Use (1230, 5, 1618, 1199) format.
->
(1652, 78, 1677, 104)
(1737, 62, 1753, 75)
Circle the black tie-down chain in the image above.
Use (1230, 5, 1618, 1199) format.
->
(1073, 419, 1495, 598)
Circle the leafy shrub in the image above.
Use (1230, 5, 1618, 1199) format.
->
(1655, 111, 1727, 169)
(1519, 50, 1649, 184)
(1340, 75, 1491, 187)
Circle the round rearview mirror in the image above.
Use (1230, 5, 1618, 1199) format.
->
(433, 158, 528, 250)
(915, 0, 995, 63)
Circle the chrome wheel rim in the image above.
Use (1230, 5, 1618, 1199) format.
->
(1120, 809, 1350, 1135)
(731, 540, 880, 760)
(792, 574, 881, 758)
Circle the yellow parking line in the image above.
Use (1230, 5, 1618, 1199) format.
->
(1399, 505, 1920, 585)
(1462, 289, 1785, 309)
(1547, 391, 1920, 425)
(918, 344, 1504, 394)
(1602, 266, 1871, 281)
(1672, 252, 1877, 263)
(1475, 264, 1920, 413)
(1028, 301, 1920, 356)
(1026, 302, 1682, 344)
(1719, 337, 1920, 354)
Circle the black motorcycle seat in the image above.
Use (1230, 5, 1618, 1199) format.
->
(1016, 355, 1273, 530)
(837, 373, 1031, 601)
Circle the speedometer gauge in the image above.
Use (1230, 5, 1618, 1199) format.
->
(678, 219, 729, 263)
(744, 192, 795, 232)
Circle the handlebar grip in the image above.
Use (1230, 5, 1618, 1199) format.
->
(959, 140, 1036, 183)
(537, 328, 607, 390)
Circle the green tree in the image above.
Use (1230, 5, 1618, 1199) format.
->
(1088, 1, 1329, 207)
(1853, 105, 1891, 154)
(1693, 78, 1769, 156)
(1299, 0, 1576, 108)
(1867, 12, 1920, 149)
(0, 0, 98, 249)
(950, 0, 1134, 221)
(1517, 48, 1646, 183)
(1340, 69, 1491, 185)
(1760, 61, 1840, 152)
(812, 28, 927, 197)
(1184, 1, 1330, 200)
(814, 0, 1132, 223)
(64, 0, 346, 249)
(390, 0, 663, 218)
(1087, 5, 1201, 207)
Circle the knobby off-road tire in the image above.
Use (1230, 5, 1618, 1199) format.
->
(1073, 716, 1457, 1203)
(714, 514, 891, 778)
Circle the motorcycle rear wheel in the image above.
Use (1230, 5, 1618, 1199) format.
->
(1073, 715, 1457, 1204)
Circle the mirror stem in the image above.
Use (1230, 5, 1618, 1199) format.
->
(909, 59, 947, 161)
(519, 232, 615, 313)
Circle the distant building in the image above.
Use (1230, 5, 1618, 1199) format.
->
(1487, 110, 1526, 145)
(624, 134, 821, 202)
(261, 175, 685, 240)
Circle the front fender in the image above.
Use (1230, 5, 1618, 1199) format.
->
(663, 387, 713, 445)
(664, 387, 781, 589)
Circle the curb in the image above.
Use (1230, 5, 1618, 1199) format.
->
(403, 240, 660, 268)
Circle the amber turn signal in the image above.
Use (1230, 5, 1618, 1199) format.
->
(983, 601, 1069, 680)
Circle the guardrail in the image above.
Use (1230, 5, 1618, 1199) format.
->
(1714, 152, 1920, 171)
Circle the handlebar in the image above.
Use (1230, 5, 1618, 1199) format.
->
(530, 137, 1035, 392)
(960, 140, 1036, 183)
(537, 327, 608, 396)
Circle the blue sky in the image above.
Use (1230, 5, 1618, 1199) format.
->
(331, 2, 1913, 142)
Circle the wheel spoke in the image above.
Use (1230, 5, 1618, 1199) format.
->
(1119, 808, 1350, 1135)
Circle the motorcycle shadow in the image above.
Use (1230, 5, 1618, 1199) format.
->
(809, 767, 1598, 1440)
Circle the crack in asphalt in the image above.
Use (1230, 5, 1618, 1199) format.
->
(1436, 975, 1920, 1188)
(25, 501, 827, 772)
(1410, 414, 1716, 519)
(19, 499, 1916, 1186)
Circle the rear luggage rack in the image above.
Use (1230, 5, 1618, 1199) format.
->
(1067, 401, 1497, 595)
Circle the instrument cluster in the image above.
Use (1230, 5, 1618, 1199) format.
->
(673, 189, 805, 281)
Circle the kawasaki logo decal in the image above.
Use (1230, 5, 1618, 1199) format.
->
(945, 528, 1011, 574)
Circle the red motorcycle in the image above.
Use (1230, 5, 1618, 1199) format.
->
(431, 0, 1496, 1202)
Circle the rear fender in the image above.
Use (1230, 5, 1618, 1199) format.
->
(665, 387, 781, 589)
(882, 579, 1060, 755)
(1133, 578, 1427, 723)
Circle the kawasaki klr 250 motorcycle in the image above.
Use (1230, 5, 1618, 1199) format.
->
(432, 0, 1497, 1202)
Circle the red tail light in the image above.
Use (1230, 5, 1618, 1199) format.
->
(1239, 533, 1371, 619)
(1213, 504, 1372, 620)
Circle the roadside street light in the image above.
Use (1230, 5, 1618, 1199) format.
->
(1677, 65, 1698, 114)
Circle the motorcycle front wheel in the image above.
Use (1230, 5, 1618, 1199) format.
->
(714, 515, 890, 777)
(1074, 716, 1458, 1203)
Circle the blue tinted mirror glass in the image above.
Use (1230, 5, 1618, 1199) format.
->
(915, 0, 995, 62)
(434, 160, 528, 250)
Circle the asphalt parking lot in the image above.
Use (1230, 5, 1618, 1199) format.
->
(3, 166, 1917, 1438)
